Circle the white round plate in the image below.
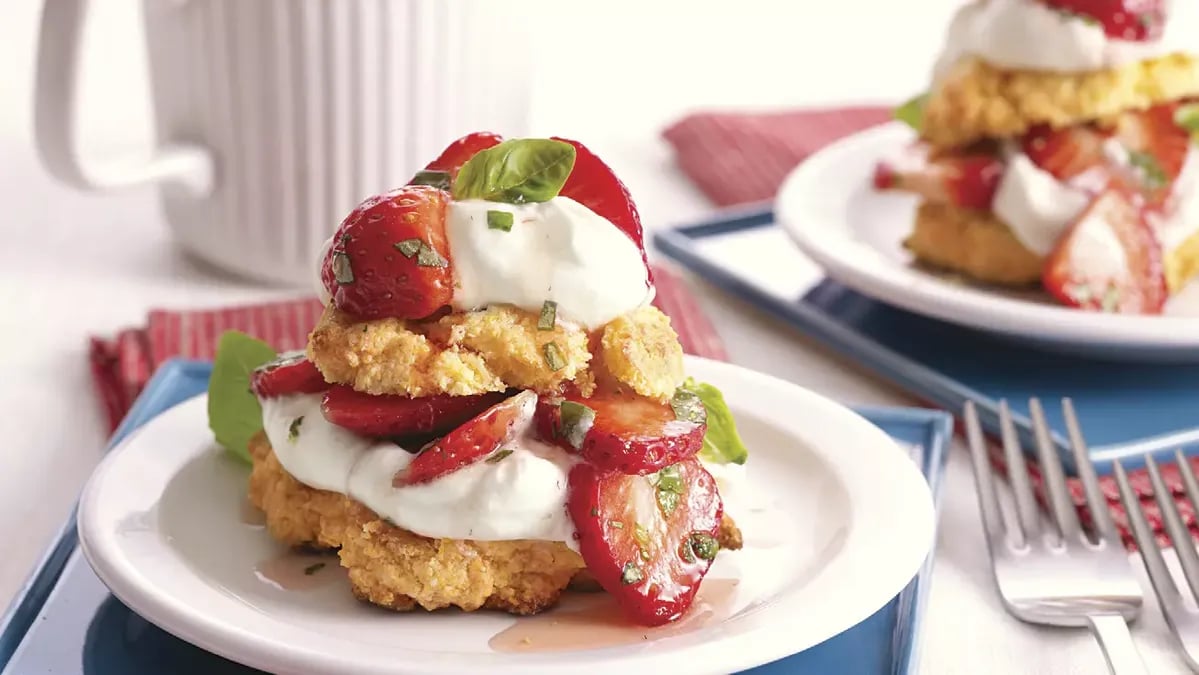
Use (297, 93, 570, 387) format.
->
(77, 356, 935, 675)
(777, 121, 1199, 362)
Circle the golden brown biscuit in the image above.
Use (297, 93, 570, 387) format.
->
(904, 202, 1044, 285)
(1167, 226, 1199, 293)
(922, 54, 1199, 149)
(248, 431, 348, 549)
(307, 305, 591, 397)
(598, 306, 686, 401)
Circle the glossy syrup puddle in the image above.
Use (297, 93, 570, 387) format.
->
(489, 578, 740, 653)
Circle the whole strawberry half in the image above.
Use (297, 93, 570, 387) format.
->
(322, 386, 510, 438)
(534, 390, 706, 475)
(320, 185, 453, 320)
(392, 390, 536, 486)
(1043, 187, 1167, 314)
(567, 457, 723, 626)
(251, 352, 329, 398)
(552, 137, 651, 280)
(1041, 0, 1166, 41)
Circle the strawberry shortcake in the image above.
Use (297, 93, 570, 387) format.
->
(208, 133, 748, 627)
(876, 0, 1199, 313)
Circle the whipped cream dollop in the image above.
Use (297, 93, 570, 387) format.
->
(445, 197, 652, 329)
(993, 144, 1199, 256)
(934, 0, 1198, 77)
(260, 392, 580, 545)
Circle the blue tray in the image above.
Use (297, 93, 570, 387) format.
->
(653, 207, 1199, 475)
(0, 358, 951, 675)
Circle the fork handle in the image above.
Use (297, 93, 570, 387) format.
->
(1087, 614, 1148, 675)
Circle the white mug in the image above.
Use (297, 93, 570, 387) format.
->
(34, 0, 533, 287)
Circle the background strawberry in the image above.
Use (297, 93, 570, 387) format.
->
(1040, 0, 1166, 41)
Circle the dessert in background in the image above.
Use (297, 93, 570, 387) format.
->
(206, 132, 749, 627)
(876, 0, 1199, 313)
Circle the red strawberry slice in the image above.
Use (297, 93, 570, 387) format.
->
(321, 386, 510, 438)
(320, 185, 453, 320)
(251, 352, 328, 398)
(1115, 102, 1189, 205)
(415, 131, 503, 183)
(1022, 124, 1111, 182)
(1041, 0, 1166, 41)
(551, 137, 651, 280)
(567, 457, 723, 626)
(535, 391, 706, 475)
(393, 391, 536, 486)
(874, 149, 1003, 210)
(1043, 187, 1167, 314)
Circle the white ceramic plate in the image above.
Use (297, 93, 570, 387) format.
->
(76, 356, 935, 675)
(776, 122, 1199, 361)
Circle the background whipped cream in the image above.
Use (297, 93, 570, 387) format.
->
(445, 196, 652, 329)
(934, 0, 1196, 77)
(260, 391, 580, 545)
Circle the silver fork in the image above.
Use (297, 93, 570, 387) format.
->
(1114, 449, 1199, 672)
(965, 399, 1147, 674)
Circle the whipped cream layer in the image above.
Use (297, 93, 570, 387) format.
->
(993, 144, 1199, 256)
(260, 391, 580, 545)
(446, 197, 652, 329)
(934, 0, 1197, 77)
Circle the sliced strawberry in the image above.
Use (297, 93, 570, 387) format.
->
(392, 391, 535, 486)
(1022, 124, 1111, 182)
(874, 149, 1003, 210)
(414, 131, 503, 183)
(1041, 0, 1166, 41)
(251, 352, 328, 398)
(535, 391, 706, 475)
(551, 137, 651, 280)
(1115, 102, 1189, 204)
(567, 458, 723, 626)
(320, 185, 453, 320)
(1043, 187, 1167, 314)
(321, 386, 510, 438)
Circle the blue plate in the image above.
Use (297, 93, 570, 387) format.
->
(653, 208, 1199, 475)
(0, 359, 950, 675)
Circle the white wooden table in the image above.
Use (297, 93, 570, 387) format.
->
(0, 1, 1193, 672)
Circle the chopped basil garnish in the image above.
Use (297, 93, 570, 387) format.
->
(688, 533, 720, 561)
(634, 523, 651, 562)
(395, 238, 422, 258)
(487, 209, 514, 232)
(410, 169, 451, 189)
(670, 387, 706, 424)
(486, 448, 514, 464)
(559, 400, 595, 449)
(655, 464, 685, 516)
(538, 300, 558, 331)
(452, 138, 577, 204)
(589, 507, 599, 517)
(621, 562, 644, 585)
(288, 416, 304, 442)
(415, 242, 448, 268)
(303, 562, 326, 575)
(332, 252, 354, 284)
(1128, 150, 1167, 191)
(543, 342, 567, 371)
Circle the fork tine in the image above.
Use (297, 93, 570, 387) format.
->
(1029, 398, 1082, 542)
(1145, 455, 1199, 601)
(999, 400, 1040, 543)
(1114, 460, 1184, 614)
(1063, 399, 1119, 544)
(964, 402, 1008, 549)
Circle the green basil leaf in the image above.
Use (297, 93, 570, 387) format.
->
(452, 138, 576, 204)
(894, 93, 928, 132)
(207, 331, 277, 464)
(682, 377, 748, 465)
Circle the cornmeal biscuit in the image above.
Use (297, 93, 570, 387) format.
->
(903, 202, 1044, 286)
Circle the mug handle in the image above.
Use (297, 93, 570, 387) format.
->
(34, 0, 214, 195)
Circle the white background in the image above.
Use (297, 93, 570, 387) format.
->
(4, 1, 1191, 674)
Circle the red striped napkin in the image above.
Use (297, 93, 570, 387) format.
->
(662, 106, 1197, 549)
(88, 264, 726, 433)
